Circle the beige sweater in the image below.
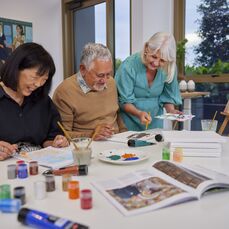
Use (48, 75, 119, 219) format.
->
(53, 74, 126, 138)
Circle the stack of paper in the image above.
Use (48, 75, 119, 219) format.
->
(15, 146, 74, 169)
(162, 131, 226, 157)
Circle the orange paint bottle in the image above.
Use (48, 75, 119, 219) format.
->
(68, 181, 79, 199)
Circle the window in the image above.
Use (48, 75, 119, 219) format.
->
(114, 0, 130, 70)
(174, 0, 229, 134)
(73, 2, 106, 71)
(62, 0, 130, 77)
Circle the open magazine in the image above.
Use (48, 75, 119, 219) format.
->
(92, 161, 229, 216)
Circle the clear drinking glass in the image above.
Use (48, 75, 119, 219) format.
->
(71, 138, 92, 165)
(201, 119, 218, 131)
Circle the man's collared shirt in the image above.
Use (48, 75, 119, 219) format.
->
(77, 71, 91, 94)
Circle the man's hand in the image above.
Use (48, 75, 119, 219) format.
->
(93, 124, 115, 141)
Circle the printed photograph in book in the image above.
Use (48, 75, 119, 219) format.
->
(106, 177, 185, 211)
(153, 161, 210, 188)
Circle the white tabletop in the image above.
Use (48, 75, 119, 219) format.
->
(1, 137, 229, 229)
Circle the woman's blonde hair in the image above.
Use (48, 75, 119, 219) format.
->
(141, 32, 176, 83)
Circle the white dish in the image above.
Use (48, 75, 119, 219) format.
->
(98, 148, 150, 165)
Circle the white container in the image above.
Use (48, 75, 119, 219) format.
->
(34, 181, 46, 200)
(187, 80, 195, 92)
(179, 80, 187, 92)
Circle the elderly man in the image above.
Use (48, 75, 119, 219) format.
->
(53, 43, 126, 140)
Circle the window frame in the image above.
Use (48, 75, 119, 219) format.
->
(62, 0, 131, 79)
(174, 0, 229, 83)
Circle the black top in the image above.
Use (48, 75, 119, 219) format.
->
(0, 85, 62, 146)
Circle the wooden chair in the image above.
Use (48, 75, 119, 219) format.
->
(218, 101, 229, 135)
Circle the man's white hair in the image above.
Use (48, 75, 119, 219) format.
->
(80, 43, 112, 70)
(141, 32, 177, 83)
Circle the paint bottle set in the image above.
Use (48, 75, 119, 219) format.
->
(2, 161, 93, 215)
(60, 174, 93, 209)
(7, 160, 39, 180)
(0, 185, 26, 213)
(162, 144, 183, 163)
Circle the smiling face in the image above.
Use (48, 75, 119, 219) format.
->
(80, 59, 113, 92)
(17, 67, 49, 96)
(144, 49, 167, 71)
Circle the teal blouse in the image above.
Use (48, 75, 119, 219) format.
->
(115, 52, 182, 131)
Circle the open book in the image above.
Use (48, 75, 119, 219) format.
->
(92, 161, 229, 216)
(14, 146, 74, 169)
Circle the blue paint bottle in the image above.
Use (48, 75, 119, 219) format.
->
(18, 208, 89, 229)
(0, 199, 21, 213)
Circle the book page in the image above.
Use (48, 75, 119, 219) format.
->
(153, 161, 210, 189)
(152, 161, 229, 197)
(92, 169, 195, 216)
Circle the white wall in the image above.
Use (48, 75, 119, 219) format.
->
(0, 0, 63, 95)
(131, 0, 174, 53)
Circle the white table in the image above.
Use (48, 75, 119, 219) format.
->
(1, 136, 229, 229)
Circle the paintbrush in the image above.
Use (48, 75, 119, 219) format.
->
(86, 125, 102, 148)
(57, 121, 79, 150)
(145, 112, 151, 130)
(208, 111, 218, 131)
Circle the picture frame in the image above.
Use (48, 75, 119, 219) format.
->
(0, 17, 32, 62)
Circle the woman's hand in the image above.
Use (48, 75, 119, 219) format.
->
(0, 141, 18, 161)
(138, 111, 152, 125)
(93, 124, 114, 141)
(167, 109, 183, 115)
(52, 135, 69, 148)
(164, 104, 183, 115)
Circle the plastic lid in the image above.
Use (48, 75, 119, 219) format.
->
(127, 139, 135, 147)
(17, 207, 30, 224)
(155, 134, 163, 142)
(78, 165, 88, 175)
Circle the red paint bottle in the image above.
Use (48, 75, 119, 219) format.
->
(80, 189, 92, 209)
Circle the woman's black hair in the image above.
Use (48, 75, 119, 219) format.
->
(0, 42, 55, 98)
(16, 24, 24, 36)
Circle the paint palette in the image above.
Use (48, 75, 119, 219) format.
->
(98, 149, 150, 165)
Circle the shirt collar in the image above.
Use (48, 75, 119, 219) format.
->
(76, 71, 91, 94)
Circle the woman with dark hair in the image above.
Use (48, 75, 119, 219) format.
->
(0, 42, 68, 160)
(12, 24, 25, 51)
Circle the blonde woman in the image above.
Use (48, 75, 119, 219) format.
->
(115, 32, 182, 130)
